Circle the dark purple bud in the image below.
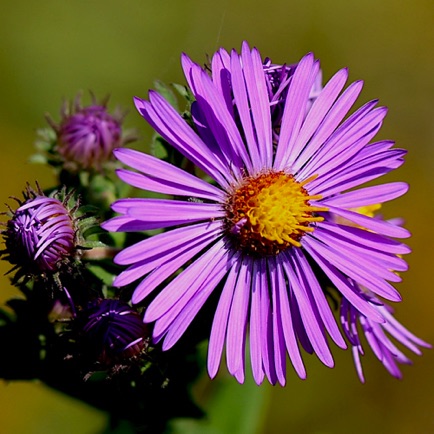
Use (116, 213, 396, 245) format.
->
(79, 299, 148, 366)
(3, 194, 75, 273)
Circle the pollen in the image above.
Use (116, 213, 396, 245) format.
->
(224, 171, 327, 257)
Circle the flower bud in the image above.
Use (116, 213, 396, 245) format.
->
(56, 96, 123, 171)
(78, 299, 148, 366)
(2, 189, 76, 275)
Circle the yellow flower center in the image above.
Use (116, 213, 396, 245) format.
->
(224, 171, 327, 256)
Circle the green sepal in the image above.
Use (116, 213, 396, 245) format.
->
(86, 264, 116, 287)
(154, 80, 179, 111)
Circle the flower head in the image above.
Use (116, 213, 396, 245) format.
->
(2, 187, 76, 275)
(46, 94, 129, 171)
(78, 298, 148, 366)
(103, 42, 422, 385)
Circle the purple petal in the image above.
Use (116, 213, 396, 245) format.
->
(282, 253, 334, 367)
(129, 234, 222, 303)
(226, 258, 251, 383)
(134, 94, 231, 188)
(319, 204, 411, 238)
(184, 58, 253, 174)
(294, 80, 364, 176)
(306, 233, 402, 301)
(274, 53, 317, 170)
(208, 262, 239, 379)
(144, 238, 228, 323)
(230, 50, 261, 171)
(249, 260, 266, 384)
(309, 147, 406, 197)
(291, 68, 349, 169)
(303, 240, 385, 322)
(114, 220, 221, 265)
(274, 258, 306, 379)
(322, 182, 408, 208)
(378, 305, 431, 352)
(269, 257, 287, 385)
(158, 249, 236, 350)
(101, 215, 151, 232)
(259, 260, 277, 385)
(241, 42, 273, 169)
(305, 106, 387, 184)
(316, 222, 408, 271)
(292, 248, 346, 348)
(114, 148, 225, 202)
(120, 198, 224, 227)
(318, 220, 410, 255)
(210, 48, 233, 114)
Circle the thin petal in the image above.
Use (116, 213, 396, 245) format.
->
(144, 238, 227, 322)
(158, 248, 236, 350)
(304, 106, 387, 183)
(129, 234, 221, 303)
(210, 48, 233, 114)
(282, 253, 334, 367)
(316, 222, 408, 271)
(122, 198, 224, 227)
(306, 234, 402, 301)
(269, 257, 287, 385)
(303, 239, 385, 323)
(230, 50, 261, 171)
(291, 68, 349, 168)
(293, 80, 364, 175)
(292, 249, 346, 348)
(114, 148, 225, 202)
(101, 215, 150, 232)
(318, 220, 411, 255)
(319, 204, 411, 238)
(114, 220, 221, 265)
(208, 262, 239, 378)
(322, 182, 408, 208)
(249, 260, 266, 385)
(185, 59, 253, 174)
(135, 94, 231, 187)
(274, 53, 317, 170)
(226, 258, 251, 383)
(241, 42, 273, 169)
(309, 147, 406, 196)
(275, 257, 306, 379)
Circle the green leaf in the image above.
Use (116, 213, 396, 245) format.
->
(86, 264, 116, 286)
(28, 154, 48, 164)
(150, 135, 169, 160)
(172, 83, 195, 104)
(80, 239, 106, 249)
(154, 80, 179, 111)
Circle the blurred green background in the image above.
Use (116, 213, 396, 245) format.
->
(1, 0, 433, 433)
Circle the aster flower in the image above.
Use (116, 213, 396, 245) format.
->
(2, 187, 76, 276)
(104, 42, 414, 385)
(78, 298, 149, 366)
(43, 93, 133, 172)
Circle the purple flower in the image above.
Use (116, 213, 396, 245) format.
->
(3, 191, 76, 274)
(51, 94, 124, 171)
(104, 42, 414, 385)
(341, 294, 430, 382)
(79, 299, 148, 366)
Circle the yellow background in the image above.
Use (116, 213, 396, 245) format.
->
(0, 1, 433, 433)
